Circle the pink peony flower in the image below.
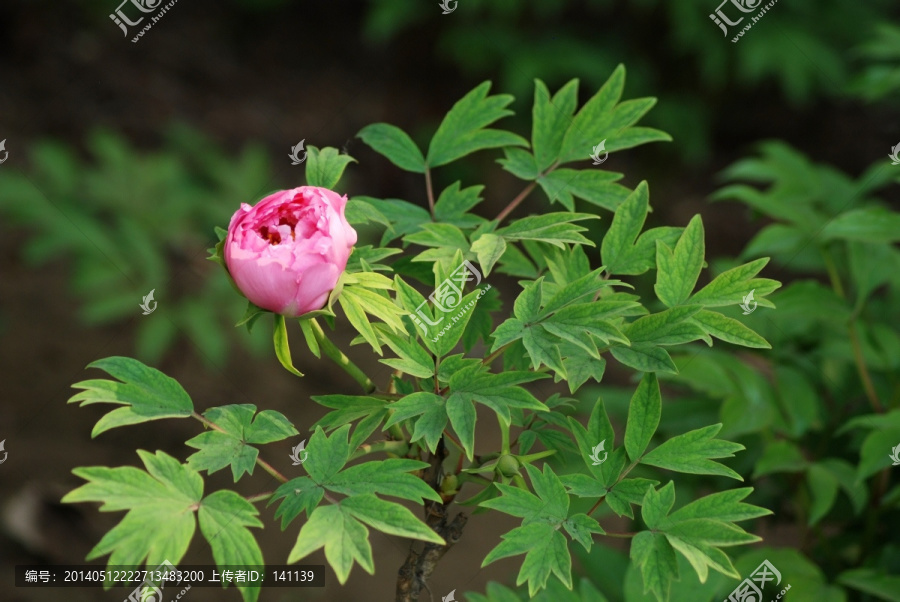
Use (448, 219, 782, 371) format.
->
(224, 186, 357, 317)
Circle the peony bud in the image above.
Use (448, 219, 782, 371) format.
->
(224, 186, 357, 317)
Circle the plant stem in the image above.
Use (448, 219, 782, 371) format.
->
(495, 181, 537, 224)
(604, 531, 636, 538)
(350, 439, 410, 460)
(425, 166, 436, 219)
(587, 459, 640, 517)
(821, 248, 883, 412)
(483, 342, 512, 366)
(309, 319, 376, 394)
(246, 492, 275, 503)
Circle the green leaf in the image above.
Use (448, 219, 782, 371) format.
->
(471, 233, 507, 277)
(641, 424, 744, 479)
(186, 404, 297, 481)
(384, 392, 447, 452)
(610, 344, 677, 374)
(198, 490, 264, 602)
(288, 503, 374, 584)
(625, 373, 661, 462)
(357, 123, 425, 173)
(326, 458, 441, 503)
(345, 198, 391, 228)
(273, 314, 304, 376)
(269, 476, 325, 529)
(752, 440, 808, 478)
(482, 523, 572, 597)
(691, 309, 771, 349)
(446, 393, 477, 460)
(537, 169, 631, 213)
(820, 207, 900, 243)
(496, 213, 598, 248)
(601, 181, 650, 273)
(558, 65, 625, 164)
(654, 215, 705, 307)
(448, 370, 548, 426)
(62, 451, 201, 568)
(631, 531, 679, 601)
(68, 356, 194, 437)
(499, 146, 540, 180)
(532, 79, 579, 171)
(838, 568, 900, 602)
(303, 425, 352, 484)
(426, 82, 528, 167)
(481, 464, 569, 523)
(305, 145, 356, 189)
(563, 513, 605, 551)
(433, 181, 486, 227)
(689, 258, 781, 308)
(342, 494, 445, 544)
(806, 464, 839, 526)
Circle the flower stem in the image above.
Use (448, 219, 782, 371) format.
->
(495, 181, 537, 224)
(309, 318, 376, 394)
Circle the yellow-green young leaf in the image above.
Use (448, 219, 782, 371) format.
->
(325, 458, 441, 504)
(624, 373, 661, 462)
(305, 146, 356, 189)
(62, 451, 202, 569)
(288, 504, 374, 584)
(273, 314, 304, 376)
(185, 404, 297, 482)
(641, 424, 744, 479)
(356, 123, 425, 173)
(342, 494, 445, 544)
(471, 233, 507, 277)
(691, 309, 771, 349)
(446, 393, 477, 460)
(198, 490, 264, 602)
(654, 215, 705, 307)
(426, 81, 528, 167)
(496, 213, 599, 248)
(68, 356, 194, 437)
(298, 318, 321, 358)
(482, 523, 572, 597)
